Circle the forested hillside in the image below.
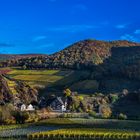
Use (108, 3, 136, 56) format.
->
(0, 39, 140, 93)
(0, 74, 38, 105)
(1, 39, 140, 69)
(0, 54, 47, 63)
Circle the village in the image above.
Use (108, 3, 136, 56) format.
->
(14, 88, 115, 121)
(20, 96, 67, 113)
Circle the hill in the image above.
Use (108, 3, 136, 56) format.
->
(0, 54, 47, 62)
(2, 39, 139, 69)
(1, 39, 140, 93)
(50, 40, 140, 68)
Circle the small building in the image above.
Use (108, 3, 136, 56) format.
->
(50, 97, 67, 112)
(21, 104, 26, 111)
(26, 104, 35, 111)
(20, 104, 35, 111)
(61, 104, 66, 112)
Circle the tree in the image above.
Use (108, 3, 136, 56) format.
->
(92, 52, 103, 65)
(64, 88, 71, 97)
(0, 109, 3, 124)
(23, 65, 27, 70)
(0, 104, 14, 124)
(109, 94, 119, 103)
(99, 105, 112, 118)
(118, 113, 127, 120)
(12, 111, 29, 124)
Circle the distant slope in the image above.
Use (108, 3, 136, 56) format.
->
(0, 54, 47, 61)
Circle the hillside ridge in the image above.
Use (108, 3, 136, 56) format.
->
(0, 74, 38, 105)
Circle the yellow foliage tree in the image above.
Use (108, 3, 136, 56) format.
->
(64, 88, 71, 97)
(99, 105, 112, 118)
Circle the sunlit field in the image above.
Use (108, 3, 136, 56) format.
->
(1, 68, 90, 91)
(28, 128, 140, 140)
(0, 118, 140, 139)
(2, 68, 72, 87)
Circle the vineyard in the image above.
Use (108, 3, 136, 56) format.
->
(0, 124, 25, 131)
(28, 128, 140, 140)
(0, 126, 56, 138)
(0, 118, 140, 139)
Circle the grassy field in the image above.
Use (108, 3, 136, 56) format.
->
(2, 118, 140, 130)
(35, 118, 140, 131)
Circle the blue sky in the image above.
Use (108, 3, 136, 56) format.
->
(0, 0, 140, 54)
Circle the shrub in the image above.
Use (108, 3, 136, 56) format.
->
(94, 92, 104, 97)
(64, 88, 71, 97)
(78, 96, 84, 101)
(109, 94, 119, 103)
(0, 109, 3, 124)
(59, 114, 66, 118)
(118, 113, 127, 120)
(12, 111, 29, 124)
(89, 111, 96, 118)
(99, 105, 112, 119)
(0, 104, 14, 124)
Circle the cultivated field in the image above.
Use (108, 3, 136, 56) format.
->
(27, 118, 140, 140)
(28, 128, 140, 140)
(1, 118, 139, 139)
(0, 68, 92, 94)
(7, 68, 71, 87)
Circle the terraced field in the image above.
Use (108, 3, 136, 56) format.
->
(1, 68, 91, 93)
(7, 69, 70, 87)
(5, 68, 68, 86)
(6, 79, 18, 94)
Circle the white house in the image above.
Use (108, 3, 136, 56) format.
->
(61, 104, 66, 112)
(20, 104, 35, 111)
(26, 104, 35, 111)
(21, 104, 26, 111)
